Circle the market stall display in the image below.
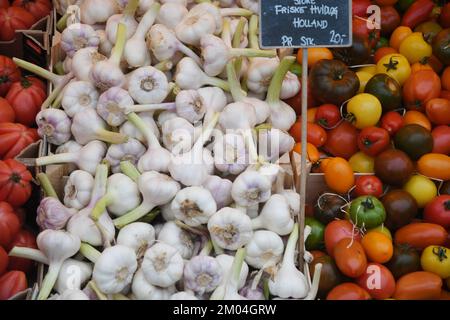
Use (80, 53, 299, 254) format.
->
(0, 0, 448, 300)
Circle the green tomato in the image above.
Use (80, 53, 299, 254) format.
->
(350, 196, 386, 229)
(305, 217, 325, 250)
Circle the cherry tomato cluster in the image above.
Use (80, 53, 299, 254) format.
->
(0, 54, 40, 300)
(285, 0, 450, 300)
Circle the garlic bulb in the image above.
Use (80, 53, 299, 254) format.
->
(157, 221, 194, 259)
(92, 245, 138, 294)
(171, 186, 217, 227)
(141, 243, 184, 288)
(64, 170, 95, 210)
(207, 207, 253, 250)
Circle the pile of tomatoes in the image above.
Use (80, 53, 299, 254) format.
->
(0, 54, 41, 300)
(286, 0, 450, 300)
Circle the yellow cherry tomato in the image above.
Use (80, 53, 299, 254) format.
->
(421, 246, 450, 279)
(369, 224, 393, 241)
(356, 71, 373, 93)
(376, 53, 412, 86)
(349, 152, 375, 173)
(347, 93, 382, 129)
(403, 175, 438, 208)
(399, 32, 433, 65)
(359, 65, 377, 75)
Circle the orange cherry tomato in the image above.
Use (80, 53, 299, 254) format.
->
(297, 48, 333, 67)
(390, 26, 413, 50)
(417, 153, 450, 181)
(356, 263, 396, 300)
(327, 283, 371, 300)
(292, 142, 320, 164)
(324, 157, 355, 194)
(394, 223, 448, 250)
(442, 67, 450, 91)
(334, 238, 368, 278)
(374, 47, 398, 63)
(361, 231, 394, 263)
(402, 110, 432, 131)
(393, 271, 442, 300)
(425, 98, 450, 125)
(324, 220, 362, 258)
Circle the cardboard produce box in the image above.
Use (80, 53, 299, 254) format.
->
(0, 15, 53, 67)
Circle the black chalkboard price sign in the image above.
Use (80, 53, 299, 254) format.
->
(260, 0, 353, 48)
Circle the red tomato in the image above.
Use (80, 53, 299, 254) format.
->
(0, 7, 35, 41)
(353, 16, 381, 49)
(403, 70, 442, 112)
(324, 220, 362, 257)
(0, 0, 7, 9)
(11, 0, 51, 21)
(401, 0, 435, 29)
(395, 223, 448, 250)
(425, 98, 450, 125)
(7, 229, 36, 272)
(0, 98, 14, 123)
(0, 246, 7, 276)
(394, 271, 442, 300)
(374, 47, 398, 63)
(323, 121, 359, 159)
(0, 55, 21, 97)
(0, 270, 27, 300)
(0, 159, 32, 207)
(289, 120, 327, 148)
(355, 175, 384, 198)
(6, 77, 46, 126)
(327, 283, 371, 300)
(0, 123, 38, 159)
(315, 104, 341, 129)
(334, 238, 368, 278)
(352, 0, 372, 17)
(380, 111, 404, 136)
(356, 263, 396, 300)
(432, 125, 450, 155)
(0, 202, 20, 248)
(423, 195, 450, 229)
(380, 6, 401, 36)
(357, 127, 391, 157)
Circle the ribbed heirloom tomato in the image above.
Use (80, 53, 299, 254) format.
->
(0, 159, 32, 207)
(0, 202, 20, 248)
